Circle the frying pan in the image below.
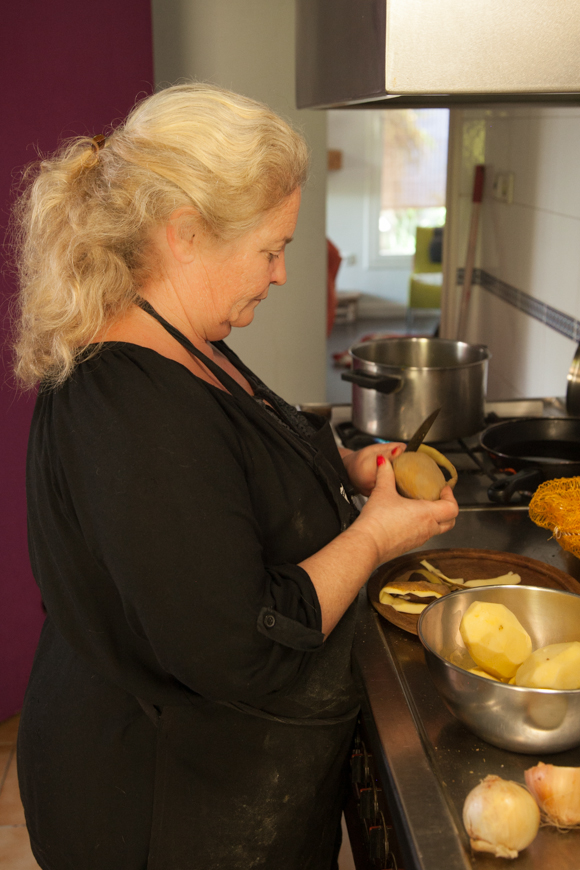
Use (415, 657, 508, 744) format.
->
(480, 417, 580, 503)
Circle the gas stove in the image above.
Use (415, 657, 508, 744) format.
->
(330, 397, 569, 510)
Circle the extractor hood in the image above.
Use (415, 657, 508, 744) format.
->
(296, 0, 580, 109)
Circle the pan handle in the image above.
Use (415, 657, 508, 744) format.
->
(487, 468, 544, 504)
(341, 371, 402, 394)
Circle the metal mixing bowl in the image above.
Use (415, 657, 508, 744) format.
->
(417, 585, 580, 753)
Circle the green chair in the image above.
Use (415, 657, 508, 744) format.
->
(406, 226, 443, 331)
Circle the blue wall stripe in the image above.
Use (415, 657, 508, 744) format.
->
(456, 268, 580, 342)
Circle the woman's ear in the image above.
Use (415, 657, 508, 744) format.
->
(165, 207, 200, 263)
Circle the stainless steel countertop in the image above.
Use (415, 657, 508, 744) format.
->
(354, 509, 580, 870)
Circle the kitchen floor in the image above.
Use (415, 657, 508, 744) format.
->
(326, 312, 440, 404)
(0, 716, 39, 869)
(0, 714, 356, 870)
(338, 817, 356, 869)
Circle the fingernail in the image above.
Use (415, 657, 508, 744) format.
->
(392, 447, 401, 457)
(377, 455, 386, 467)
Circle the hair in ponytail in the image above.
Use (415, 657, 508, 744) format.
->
(11, 83, 309, 387)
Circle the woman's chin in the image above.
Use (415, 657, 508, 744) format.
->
(229, 308, 257, 329)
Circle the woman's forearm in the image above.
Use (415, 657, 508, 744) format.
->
(298, 523, 381, 636)
(299, 457, 459, 637)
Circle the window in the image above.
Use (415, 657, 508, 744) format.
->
(367, 109, 449, 268)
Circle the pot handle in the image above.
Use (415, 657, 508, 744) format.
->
(341, 371, 401, 394)
(487, 468, 544, 504)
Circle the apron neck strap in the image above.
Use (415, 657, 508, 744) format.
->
(137, 298, 244, 397)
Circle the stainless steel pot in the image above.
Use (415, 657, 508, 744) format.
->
(342, 337, 490, 441)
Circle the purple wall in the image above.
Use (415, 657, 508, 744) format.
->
(1, 2, 154, 722)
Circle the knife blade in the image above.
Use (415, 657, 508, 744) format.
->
(405, 408, 441, 452)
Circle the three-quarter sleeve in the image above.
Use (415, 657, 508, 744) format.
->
(39, 348, 335, 704)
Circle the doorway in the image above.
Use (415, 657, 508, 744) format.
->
(326, 108, 449, 403)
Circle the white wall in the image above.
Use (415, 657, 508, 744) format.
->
(444, 106, 580, 400)
(326, 110, 411, 310)
(150, 0, 328, 403)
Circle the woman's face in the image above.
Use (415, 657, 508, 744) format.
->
(191, 188, 301, 340)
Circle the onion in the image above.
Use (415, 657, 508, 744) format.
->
(525, 762, 580, 828)
(463, 775, 540, 859)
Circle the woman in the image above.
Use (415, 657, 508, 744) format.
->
(13, 84, 458, 870)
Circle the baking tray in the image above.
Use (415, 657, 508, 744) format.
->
(367, 547, 580, 635)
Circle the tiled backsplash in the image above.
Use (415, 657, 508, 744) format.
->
(449, 105, 580, 399)
(457, 268, 580, 343)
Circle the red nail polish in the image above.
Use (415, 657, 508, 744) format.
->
(377, 455, 386, 467)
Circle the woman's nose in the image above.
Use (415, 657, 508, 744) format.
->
(270, 254, 287, 286)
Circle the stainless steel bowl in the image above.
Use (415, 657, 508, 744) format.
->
(418, 585, 580, 754)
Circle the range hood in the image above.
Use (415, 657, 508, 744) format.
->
(296, 0, 580, 109)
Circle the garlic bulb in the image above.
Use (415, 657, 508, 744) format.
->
(463, 775, 540, 859)
(525, 762, 580, 828)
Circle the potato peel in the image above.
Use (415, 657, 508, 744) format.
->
(418, 444, 458, 489)
(420, 560, 521, 588)
(464, 572, 521, 587)
(420, 559, 464, 586)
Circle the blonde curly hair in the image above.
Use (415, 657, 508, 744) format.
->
(11, 83, 309, 387)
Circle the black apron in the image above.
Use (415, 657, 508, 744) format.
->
(136, 301, 361, 869)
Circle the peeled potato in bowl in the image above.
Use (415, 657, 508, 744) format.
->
(515, 642, 580, 689)
(460, 601, 533, 680)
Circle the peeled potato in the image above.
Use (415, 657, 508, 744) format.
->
(468, 667, 501, 681)
(459, 601, 532, 680)
(393, 445, 457, 501)
(515, 641, 580, 689)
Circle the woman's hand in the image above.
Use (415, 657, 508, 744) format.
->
(349, 454, 458, 566)
(341, 443, 406, 497)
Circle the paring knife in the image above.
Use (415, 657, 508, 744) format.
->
(405, 408, 441, 452)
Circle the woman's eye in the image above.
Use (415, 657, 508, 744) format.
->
(267, 252, 280, 262)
